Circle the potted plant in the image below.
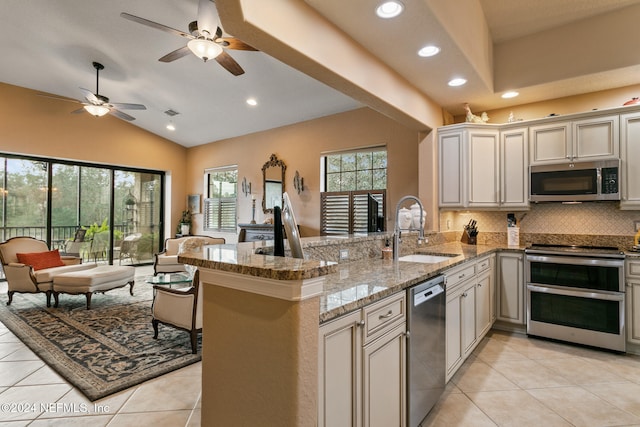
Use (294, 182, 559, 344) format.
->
(178, 210, 192, 235)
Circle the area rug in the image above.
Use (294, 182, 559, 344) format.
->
(0, 278, 201, 401)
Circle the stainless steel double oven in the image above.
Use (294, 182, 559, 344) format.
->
(525, 244, 626, 352)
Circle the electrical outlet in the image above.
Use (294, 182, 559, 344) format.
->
(339, 249, 349, 261)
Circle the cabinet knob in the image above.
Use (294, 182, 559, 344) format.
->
(462, 292, 468, 298)
(356, 320, 365, 327)
(404, 331, 411, 339)
(459, 273, 466, 279)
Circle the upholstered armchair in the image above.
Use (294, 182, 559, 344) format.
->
(153, 235, 225, 275)
(151, 270, 202, 354)
(0, 236, 95, 306)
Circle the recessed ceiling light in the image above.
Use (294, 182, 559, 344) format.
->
(448, 78, 467, 87)
(418, 45, 440, 57)
(376, 1, 404, 18)
(166, 122, 176, 131)
(502, 91, 519, 99)
(246, 98, 258, 106)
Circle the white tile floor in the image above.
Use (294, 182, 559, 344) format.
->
(3, 269, 640, 426)
(422, 330, 640, 427)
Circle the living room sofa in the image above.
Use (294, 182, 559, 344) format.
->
(153, 235, 225, 275)
(0, 236, 96, 307)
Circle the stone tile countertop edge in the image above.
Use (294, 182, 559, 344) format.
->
(318, 242, 524, 324)
(178, 243, 338, 281)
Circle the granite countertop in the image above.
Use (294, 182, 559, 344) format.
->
(178, 242, 338, 281)
(317, 242, 524, 323)
(179, 239, 525, 323)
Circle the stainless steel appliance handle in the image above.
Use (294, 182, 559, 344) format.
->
(525, 254, 624, 267)
(527, 284, 624, 301)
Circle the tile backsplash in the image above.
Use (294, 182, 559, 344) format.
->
(440, 202, 640, 248)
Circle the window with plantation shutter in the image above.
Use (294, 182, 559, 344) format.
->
(321, 190, 385, 235)
(321, 147, 387, 236)
(203, 167, 237, 232)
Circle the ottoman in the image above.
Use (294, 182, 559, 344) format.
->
(53, 265, 135, 309)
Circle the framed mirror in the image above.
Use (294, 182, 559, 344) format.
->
(262, 153, 286, 214)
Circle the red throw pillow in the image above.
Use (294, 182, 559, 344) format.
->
(16, 249, 65, 271)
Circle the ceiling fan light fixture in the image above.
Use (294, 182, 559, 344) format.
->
(188, 38, 223, 62)
(84, 104, 109, 117)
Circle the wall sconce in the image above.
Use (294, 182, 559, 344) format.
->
(293, 171, 304, 194)
(241, 177, 252, 197)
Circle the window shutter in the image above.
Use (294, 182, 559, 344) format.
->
(204, 197, 237, 232)
(321, 190, 385, 235)
(321, 192, 350, 235)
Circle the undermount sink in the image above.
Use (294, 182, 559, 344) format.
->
(398, 254, 457, 264)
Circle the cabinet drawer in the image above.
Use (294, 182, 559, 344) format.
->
(363, 293, 406, 344)
(476, 256, 492, 273)
(628, 261, 640, 278)
(445, 262, 476, 290)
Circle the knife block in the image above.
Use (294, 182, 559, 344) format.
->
(461, 230, 477, 245)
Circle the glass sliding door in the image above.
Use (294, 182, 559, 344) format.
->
(50, 164, 80, 252)
(1, 152, 165, 275)
(113, 171, 162, 265)
(80, 166, 112, 263)
(1, 158, 48, 241)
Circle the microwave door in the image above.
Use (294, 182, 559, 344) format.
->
(530, 168, 597, 201)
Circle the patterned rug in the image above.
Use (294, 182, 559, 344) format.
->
(0, 276, 201, 401)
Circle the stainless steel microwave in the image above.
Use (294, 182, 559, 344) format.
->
(529, 159, 620, 202)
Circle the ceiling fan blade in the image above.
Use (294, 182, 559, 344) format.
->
(159, 45, 191, 62)
(120, 12, 193, 39)
(110, 102, 147, 110)
(37, 93, 82, 104)
(79, 88, 100, 104)
(217, 37, 258, 51)
(215, 50, 245, 76)
(197, 0, 220, 37)
(109, 109, 136, 121)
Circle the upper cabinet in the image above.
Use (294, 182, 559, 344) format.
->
(529, 115, 619, 165)
(439, 125, 527, 210)
(620, 112, 640, 209)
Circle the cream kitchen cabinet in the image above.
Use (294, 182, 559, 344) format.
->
(475, 255, 495, 338)
(496, 252, 525, 325)
(529, 115, 619, 165)
(626, 259, 640, 345)
(620, 112, 640, 209)
(439, 125, 511, 209)
(318, 310, 362, 427)
(444, 257, 497, 381)
(318, 292, 406, 427)
(500, 127, 529, 209)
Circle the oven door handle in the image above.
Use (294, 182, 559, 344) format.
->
(527, 284, 624, 302)
(525, 254, 624, 267)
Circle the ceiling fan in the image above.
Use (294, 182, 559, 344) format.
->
(39, 61, 147, 121)
(121, 0, 257, 76)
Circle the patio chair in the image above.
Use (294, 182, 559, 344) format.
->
(152, 270, 202, 354)
(0, 236, 94, 306)
(63, 228, 87, 257)
(118, 233, 142, 265)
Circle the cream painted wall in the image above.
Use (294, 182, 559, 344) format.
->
(187, 107, 421, 239)
(454, 83, 640, 124)
(0, 83, 188, 239)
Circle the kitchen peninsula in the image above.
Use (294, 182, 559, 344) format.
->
(179, 235, 518, 426)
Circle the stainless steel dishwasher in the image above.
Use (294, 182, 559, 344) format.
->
(407, 274, 446, 427)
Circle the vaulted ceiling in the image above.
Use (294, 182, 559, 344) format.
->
(1, 0, 638, 147)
